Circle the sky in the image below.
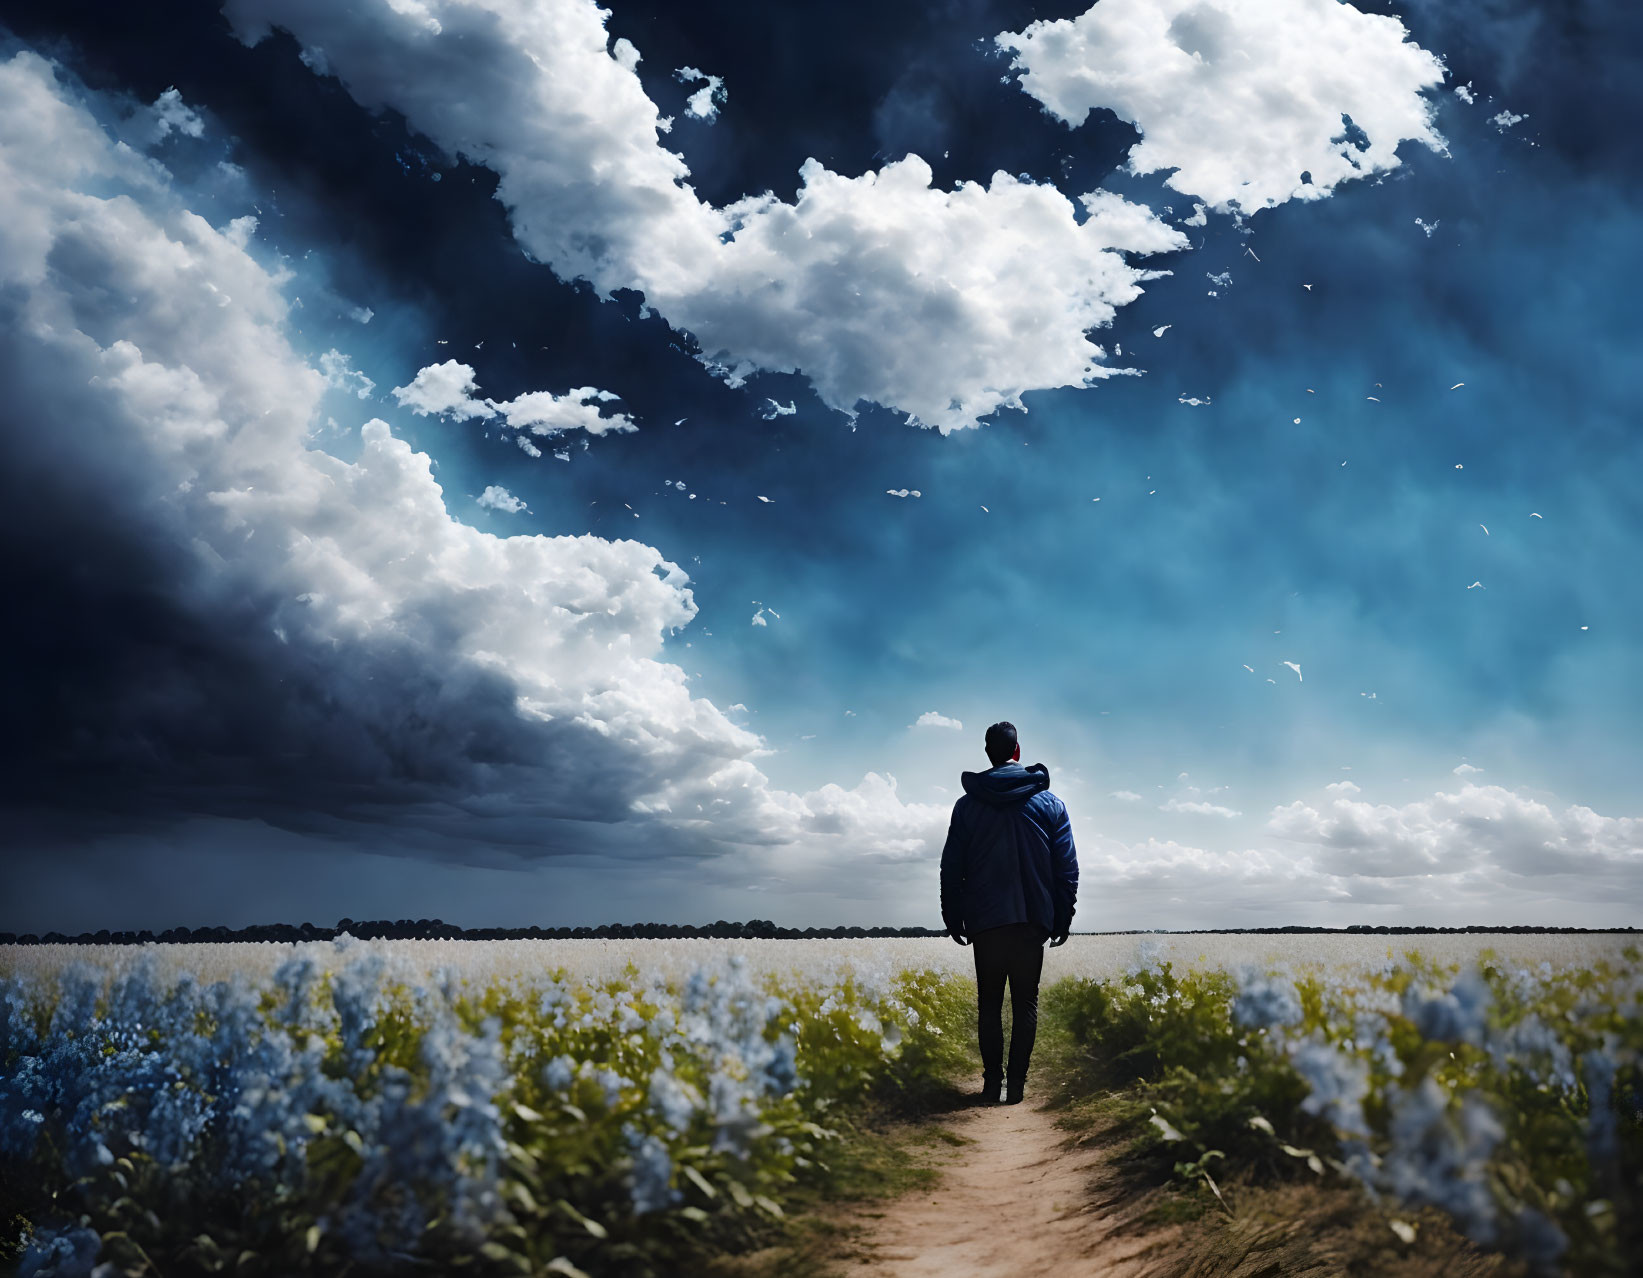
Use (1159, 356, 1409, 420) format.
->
(1, 0, 1639, 933)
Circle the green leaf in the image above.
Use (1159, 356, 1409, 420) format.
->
(545, 1258, 592, 1278)
(678, 1206, 710, 1224)
(305, 1224, 322, 1254)
(554, 1199, 608, 1239)
(681, 1165, 717, 1198)
(753, 1194, 784, 1218)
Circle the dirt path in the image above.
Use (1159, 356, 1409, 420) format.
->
(835, 1097, 1176, 1277)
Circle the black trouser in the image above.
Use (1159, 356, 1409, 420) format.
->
(972, 922, 1048, 1086)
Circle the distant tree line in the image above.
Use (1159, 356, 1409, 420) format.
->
(0, 919, 1635, 945)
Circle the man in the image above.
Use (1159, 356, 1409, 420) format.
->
(939, 721, 1078, 1105)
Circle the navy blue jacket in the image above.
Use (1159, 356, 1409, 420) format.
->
(940, 762, 1079, 938)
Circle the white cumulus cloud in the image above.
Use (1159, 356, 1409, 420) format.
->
(320, 348, 375, 399)
(499, 385, 635, 437)
(1265, 783, 1643, 881)
(674, 66, 726, 123)
(391, 359, 636, 437)
(147, 86, 205, 141)
(1054, 778, 1643, 926)
(996, 0, 1448, 214)
(1161, 796, 1243, 818)
(224, 0, 1186, 432)
(476, 485, 525, 513)
(914, 710, 963, 731)
(791, 772, 941, 861)
(392, 359, 493, 420)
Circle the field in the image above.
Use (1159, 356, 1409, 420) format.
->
(1, 933, 1637, 1276)
(4, 931, 1634, 989)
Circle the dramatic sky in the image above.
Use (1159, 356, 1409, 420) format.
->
(2, 0, 1639, 932)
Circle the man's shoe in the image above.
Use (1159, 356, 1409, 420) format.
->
(980, 1075, 1003, 1104)
(1004, 1081, 1025, 1105)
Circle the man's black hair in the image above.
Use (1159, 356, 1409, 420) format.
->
(984, 721, 1018, 766)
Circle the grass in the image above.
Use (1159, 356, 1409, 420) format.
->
(693, 1082, 977, 1277)
(1027, 986, 1534, 1278)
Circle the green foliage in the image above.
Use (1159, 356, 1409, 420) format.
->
(1, 953, 974, 1278)
(1044, 947, 1643, 1277)
(1045, 964, 1333, 1182)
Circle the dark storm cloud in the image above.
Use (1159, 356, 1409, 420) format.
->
(0, 46, 818, 872)
(0, 22, 959, 928)
(1392, 0, 1643, 187)
(0, 305, 673, 846)
(597, 0, 1111, 206)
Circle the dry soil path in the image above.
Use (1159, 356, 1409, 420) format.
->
(837, 1096, 1176, 1277)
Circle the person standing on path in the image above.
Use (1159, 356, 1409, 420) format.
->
(939, 721, 1079, 1105)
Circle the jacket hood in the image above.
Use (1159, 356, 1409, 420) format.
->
(960, 761, 1050, 807)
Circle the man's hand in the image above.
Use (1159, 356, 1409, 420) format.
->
(1048, 931, 1069, 948)
(948, 926, 970, 946)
